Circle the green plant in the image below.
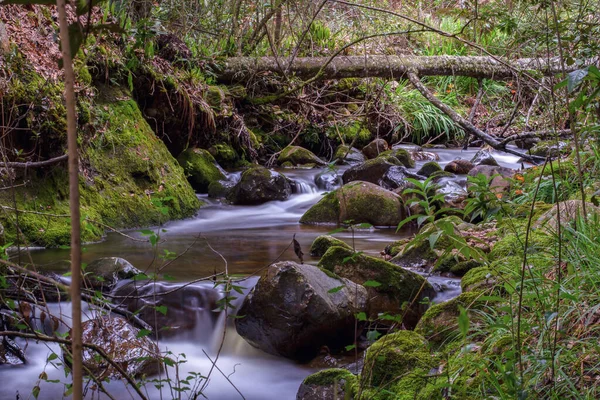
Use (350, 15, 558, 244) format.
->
(464, 173, 509, 222)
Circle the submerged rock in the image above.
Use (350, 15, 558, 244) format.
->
(277, 146, 326, 167)
(300, 181, 404, 227)
(235, 261, 367, 361)
(84, 257, 142, 291)
(362, 138, 389, 159)
(79, 316, 162, 378)
(333, 145, 366, 165)
(318, 246, 434, 327)
(177, 148, 226, 193)
(227, 165, 292, 205)
(314, 170, 343, 191)
(309, 235, 352, 257)
(297, 368, 358, 400)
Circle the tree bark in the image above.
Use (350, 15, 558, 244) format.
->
(216, 55, 569, 82)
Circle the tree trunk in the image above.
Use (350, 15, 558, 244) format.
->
(216, 55, 568, 82)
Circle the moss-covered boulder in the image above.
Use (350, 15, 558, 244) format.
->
(461, 266, 499, 292)
(488, 230, 555, 259)
(207, 178, 237, 198)
(208, 143, 243, 169)
(235, 261, 367, 361)
(297, 368, 358, 400)
(300, 181, 404, 227)
(362, 138, 389, 159)
(1, 95, 201, 247)
(417, 161, 442, 177)
(378, 148, 415, 168)
(444, 159, 475, 174)
(334, 145, 366, 165)
(341, 158, 400, 185)
(530, 140, 571, 158)
(277, 146, 326, 167)
(310, 235, 352, 257)
(415, 292, 485, 346)
(177, 148, 227, 193)
(362, 331, 436, 390)
(227, 165, 292, 205)
(318, 246, 433, 327)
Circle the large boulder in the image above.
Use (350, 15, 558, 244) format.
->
(300, 181, 404, 227)
(310, 235, 352, 257)
(235, 262, 367, 361)
(277, 146, 326, 168)
(111, 281, 220, 338)
(208, 143, 242, 169)
(84, 257, 142, 291)
(318, 246, 434, 327)
(227, 165, 292, 205)
(444, 159, 475, 174)
(334, 145, 366, 165)
(362, 138, 389, 159)
(468, 165, 516, 194)
(79, 316, 162, 378)
(341, 158, 398, 185)
(297, 368, 358, 400)
(177, 148, 226, 193)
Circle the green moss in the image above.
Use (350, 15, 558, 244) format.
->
(299, 191, 341, 224)
(329, 122, 372, 147)
(303, 368, 357, 386)
(208, 143, 239, 169)
(277, 146, 325, 167)
(177, 148, 226, 193)
(363, 331, 435, 388)
(461, 266, 497, 292)
(450, 260, 483, 276)
(384, 239, 410, 257)
(378, 148, 415, 168)
(488, 230, 555, 259)
(310, 235, 352, 257)
(417, 161, 442, 177)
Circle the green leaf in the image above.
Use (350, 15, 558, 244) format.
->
(567, 68, 588, 93)
(140, 229, 154, 236)
(328, 285, 345, 294)
(458, 305, 469, 337)
(32, 386, 41, 399)
(136, 329, 152, 338)
(355, 312, 368, 321)
(155, 305, 168, 316)
(428, 231, 443, 249)
(47, 353, 59, 362)
(162, 357, 175, 367)
(355, 223, 373, 229)
(366, 330, 382, 341)
(345, 344, 356, 351)
(327, 227, 345, 235)
(363, 280, 382, 288)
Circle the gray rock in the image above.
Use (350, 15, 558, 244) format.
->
(84, 257, 142, 291)
(444, 159, 475, 174)
(380, 166, 426, 191)
(235, 261, 367, 361)
(228, 165, 292, 205)
(470, 148, 499, 166)
(314, 170, 343, 191)
(333, 145, 366, 165)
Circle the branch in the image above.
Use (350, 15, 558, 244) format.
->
(499, 129, 572, 147)
(2, 154, 68, 169)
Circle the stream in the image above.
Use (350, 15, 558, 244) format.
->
(0, 147, 524, 400)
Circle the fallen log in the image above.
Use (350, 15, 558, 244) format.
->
(216, 55, 568, 82)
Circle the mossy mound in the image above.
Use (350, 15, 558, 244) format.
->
(277, 146, 326, 167)
(309, 235, 352, 257)
(1, 95, 201, 247)
(208, 143, 244, 169)
(417, 161, 442, 177)
(300, 181, 404, 227)
(362, 331, 436, 390)
(377, 148, 415, 168)
(415, 292, 486, 347)
(461, 266, 498, 292)
(298, 368, 358, 400)
(318, 246, 433, 327)
(488, 230, 555, 259)
(177, 148, 226, 193)
(530, 140, 571, 158)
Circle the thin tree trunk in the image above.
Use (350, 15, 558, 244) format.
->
(56, 0, 83, 398)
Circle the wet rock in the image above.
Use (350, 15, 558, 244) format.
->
(277, 146, 326, 168)
(84, 257, 142, 291)
(378, 148, 415, 168)
(444, 159, 475, 174)
(417, 161, 442, 177)
(297, 368, 358, 400)
(530, 140, 571, 158)
(0, 337, 26, 365)
(207, 178, 237, 198)
(235, 261, 367, 361)
(341, 158, 399, 185)
(392, 143, 422, 152)
(470, 148, 499, 166)
(319, 246, 434, 328)
(380, 166, 425, 191)
(534, 200, 600, 233)
(300, 181, 404, 227)
(79, 316, 162, 378)
(309, 235, 352, 257)
(333, 145, 365, 165)
(411, 151, 440, 161)
(436, 178, 468, 210)
(227, 165, 292, 205)
(362, 138, 389, 159)
(468, 165, 516, 193)
(177, 148, 226, 193)
(314, 170, 343, 191)
(111, 281, 220, 338)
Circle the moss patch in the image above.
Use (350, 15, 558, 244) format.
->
(310, 235, 352, 257)
(177, 148, 226, 193)
(378, 148, 415, 168)
(277, 145, 325, 167)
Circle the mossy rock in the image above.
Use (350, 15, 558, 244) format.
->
(298, 368, 358, 400)
(449, 259, 483, 277)
(362, 331, 436, 389)
(177, 148, 226, 193)
(207, 179, 236, 198)
(318, 246, 433, 327)
(362, 138, 389, 159)
(488, 230, 555, 259)
(1, 95, 201, 247)
(530, 140, 571, 158)
(461, 266, 498, 292)
(310, 235, 352, 257)
(383, 239, 410, 257)
(227, 165, 292, 205)
(277, 146, 326, 167)
(334, 145, 366, 165)
(415, 292, 486, 347)
(208, 143, 241, 169)
(341, 158, 401, 185)
(377, 148, 415, 168)
(300, 181, 404, 227)
(417, 161, 442, 177)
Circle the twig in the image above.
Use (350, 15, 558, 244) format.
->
(201, 350, 246, 399)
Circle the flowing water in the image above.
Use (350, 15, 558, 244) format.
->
(0, 147, 524, 400)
